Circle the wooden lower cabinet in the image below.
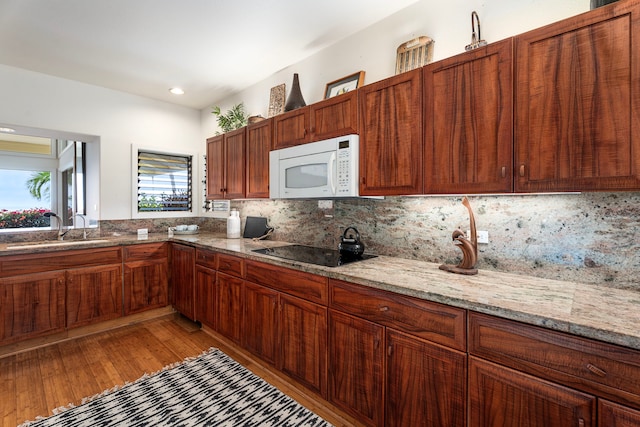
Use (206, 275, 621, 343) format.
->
(0, 271, 65, 344)
(386, 330, 466, 427)
(216, 272, 243, 343)
(469, 356, 596, 427)
(123, 258, 168, 315)
(243, 281, 278, 365)
(328, 310, 384, 427)
(171, 243, 195, 320)
(599, 400, 640, 427)
(195, 264, 216, 329)
(279, 293, 327, 398)
(66, 264, 123, 329)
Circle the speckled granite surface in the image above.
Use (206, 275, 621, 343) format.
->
(1, 233, 638, 351)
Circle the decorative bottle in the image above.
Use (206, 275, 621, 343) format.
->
(227, 209, 241, 239)
(284, 73, 306, 111)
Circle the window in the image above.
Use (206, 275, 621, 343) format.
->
(136, 150, 193, 214)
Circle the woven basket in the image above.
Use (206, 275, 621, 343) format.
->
(395, 36, 434, 74)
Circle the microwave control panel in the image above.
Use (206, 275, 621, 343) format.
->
(337, 139, 355, 195)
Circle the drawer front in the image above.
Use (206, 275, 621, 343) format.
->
(469, 312, 640, 407)
(330, 279, 466, 351)
(245, 260, 327, 305)
(216, 253, 245, 278)
(195, 248, 217, 270)
(1, 246, 122, 277)
(123, 242, 168, 261)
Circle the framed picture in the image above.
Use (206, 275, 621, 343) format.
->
(268, 83, 286, 117)
(324, 71, 365, 99)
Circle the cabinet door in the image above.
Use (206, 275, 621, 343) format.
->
(599, 400, 640, 427)
(469, 357, 595, 427)
(358, 69, 423, 195)
(279, 293, 327, 397)
(171, 244, 195, 320)
(245, 119, 272, 198)
(224, 127, 246, 199)
(206, 135, 225, 199)
(195, 264, 216, 329)
(243, 281, 278, 365)
(515, 2, 640, 192)
(216, 272, 243, 343)
(328, 310, 384, 427)
(0, 271, 65, 344)
(310, 91, 358, 140)
(273, 107, 310, 149)
(66, 264, 123, 329)
(386, 330, 466, 427)
(123, 258, 168, 315)
(424, 39, 513, 194)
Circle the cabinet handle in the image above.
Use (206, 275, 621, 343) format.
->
(387, 345, 393, 357)
(578, 419, 585, 427)
(501, 166, 506, 178)
(586, 363, 607, 377)
(374, 339, 380, 350)
(379, 306, 389, 312)
(519, 164, 525, 177)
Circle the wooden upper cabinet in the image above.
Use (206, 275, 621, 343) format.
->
(515, 1, 640, 192)
(245, 119, 272, 198)
(358, 68, 423, 195)
(206, 128, 246, 200)
(273, 107, 310, 149)
(310, 91, 358, 140)
(424, 38, 514, 194)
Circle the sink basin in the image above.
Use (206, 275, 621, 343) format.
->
(6, 239, 110, 250)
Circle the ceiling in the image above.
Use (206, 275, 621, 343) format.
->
(0, 0, 418, 110)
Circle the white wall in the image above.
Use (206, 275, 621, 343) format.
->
(201, 0, 590, 137)
(0, 64, 202, 220)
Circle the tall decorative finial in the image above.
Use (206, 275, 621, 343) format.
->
(439, 196, 479, 275)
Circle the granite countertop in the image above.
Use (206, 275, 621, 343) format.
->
(1, 233, 638, 351)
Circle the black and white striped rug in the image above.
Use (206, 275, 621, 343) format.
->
(20, 348, 332, 427)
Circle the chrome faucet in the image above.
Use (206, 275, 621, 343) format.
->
(73, 213, 87, 240)
(44, 212, 65, 240)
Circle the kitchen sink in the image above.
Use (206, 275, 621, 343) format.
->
(6, 239, 110, 250)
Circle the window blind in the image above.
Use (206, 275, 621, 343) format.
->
(137, 150, 192, 212)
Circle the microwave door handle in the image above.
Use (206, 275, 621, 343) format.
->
(328, 151, 337, 195)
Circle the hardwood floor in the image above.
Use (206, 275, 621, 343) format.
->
(1, 314, 365, 427)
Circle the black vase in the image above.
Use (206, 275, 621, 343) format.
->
(284, 73, 306, 112)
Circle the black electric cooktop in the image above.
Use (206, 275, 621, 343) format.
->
(253, 244, 377, 268)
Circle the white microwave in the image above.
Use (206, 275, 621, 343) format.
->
(270, 134, 359, 199)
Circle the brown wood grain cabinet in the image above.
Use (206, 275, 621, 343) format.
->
(195, 249, 217, 329)
(123, 243, 169, 315)
(215, 271, 244, 343)
(66, 263, 123, 329)
(0, 271, 65, 344)
(469, 356, 596, 427)
(243, 281, 278, 365)
(515, 1, 640, 192)
(358, 68, 423, 195)
(599, 400, 640, 427)
(424, 38, 513, 194)
(206, 127, 246, 199)
(245, 119, 272, 198)
(273, 107, 310, 149)
(170, 243, 195, 320)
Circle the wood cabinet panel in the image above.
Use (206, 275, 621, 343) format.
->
(386, 329, 466, 427)
(469, 312, 640, 408)
(243, 281, 278, 365)
(0, 247, 122, 278)
(246, 260, 327, 305)
(171, 244, 195, 320)
(273, 108, 310, 149)
(205, 135, 225, 199)
(216, 253, 244, 278)
(469, 357, 595, 427)
(328, 310, 384, 427)
(515, 2, 640, 192)
(424, 38, 513, 194)
(279, 293, 327, 397)
(216, 272, 243, 343)
(224, 127, 246, 199)
(124, 258, 168, 315)
(245, 119, 272, 198)
(0, 271, 65, 344)
(66, 264, 122, 329)
(310, 91, 358, 140)
(599, 400, 640, 427)
(195, 248, 216, 270)
(358, 68, 423, 195)
(329, 279, 466, 351)
(195, 264, 216, 329)
(122, 242, 167, 261)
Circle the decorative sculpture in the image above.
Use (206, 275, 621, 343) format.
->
(439, 196, 479, 275)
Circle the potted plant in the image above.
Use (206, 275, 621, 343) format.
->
(212, 103, 248, 134)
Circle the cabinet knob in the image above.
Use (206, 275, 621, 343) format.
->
(519, 164, 525, 177)
(379, 306, 389, 312)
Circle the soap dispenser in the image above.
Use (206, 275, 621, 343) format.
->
(227, 209, 241, 239)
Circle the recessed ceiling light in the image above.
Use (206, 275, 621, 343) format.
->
(169, 87, 184, 95)
(0, 127, 16, 133)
